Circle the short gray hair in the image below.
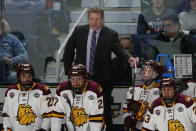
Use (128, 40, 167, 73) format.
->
(88, 6, 104, 18)
(0, 18, 11, 35)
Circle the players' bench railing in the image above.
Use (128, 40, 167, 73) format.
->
(56, 8, 88, 82)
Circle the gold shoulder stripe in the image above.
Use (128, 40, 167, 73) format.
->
(98, 86, 102, 93)
(17, 84, 21, 91)
(44, 85, 49, 91)
(185, 96, 191, 103)
(57, 84, 61, 90)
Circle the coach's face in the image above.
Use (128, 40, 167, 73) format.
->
(88, 12, 103, 31)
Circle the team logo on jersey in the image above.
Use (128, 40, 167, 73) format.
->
(178, 107, 184, 112)
(33, 92, 40, 98)
(153, 90, 159, 95)
(88, 95, 95, 100)
(16, 104, 37, 126)
(155, 109, 160, 116)
(9, 92, 15, 99)
(71, 106, 88, 127)
(168, 119, 185, 131)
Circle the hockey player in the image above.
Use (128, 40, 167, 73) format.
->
(51, 64, 104, 131)
(142, 77, 196, 131)
(182, 80, 196, 102)
(181, 66, 196, 102)
(123, 60, 164, 131)
(2, 63, 52, 131)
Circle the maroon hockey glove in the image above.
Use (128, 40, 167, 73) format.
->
(127, 99, 142, 114)
(124, 115, 137, 130)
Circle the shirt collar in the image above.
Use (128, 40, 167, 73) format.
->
(89, 26, 102, 35)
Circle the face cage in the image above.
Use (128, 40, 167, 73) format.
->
(68, 75, 86, 94)
(160, 85, 177, 105)
(141, 65, 156, 79)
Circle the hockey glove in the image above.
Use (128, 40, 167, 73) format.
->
(124, 115, 137, 130)
(127, 99, 142, 114)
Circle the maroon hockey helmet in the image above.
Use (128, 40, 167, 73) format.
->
(159, 77, 177, 106)
(160, 77, 176, 89)
(17, 63, 35, 80)
(68, 64, 88, 93)
(142, 60, 164, 79)
(68, 64, 88, 79)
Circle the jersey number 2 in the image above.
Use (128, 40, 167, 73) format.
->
(98, 99, 103, 109)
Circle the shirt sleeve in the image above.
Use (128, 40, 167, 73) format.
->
(40, 86, 53, 130)
(89, 89, 104, 131)
(123, 87, 134, 115)
(137, 14, 149, 34)
(185, 82, 196, 101)
(51, 92, 74, 131)
(142, 111, 156, 131)
(10, 36, 28, 64)
(188, 101, 196, 124)
(2, 91, 12, 130)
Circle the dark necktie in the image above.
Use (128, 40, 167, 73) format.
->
(89, 31, 96, 75)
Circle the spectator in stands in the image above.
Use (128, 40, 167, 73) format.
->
(165, 0, 188, 14)
(179, 0, 196, 34)
(112, 37, 134, 84)
(141, 0, 187, 14)
(147, 14, 195, 64)
(179, 64, 196, 97)
(137, 0, 173, 35)
(0, 18, 28, 82)
(11, 31, 27, 49)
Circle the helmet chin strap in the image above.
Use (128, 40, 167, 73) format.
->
(162, 91, 177, 107)
(162, 96, 176, 107)
(69, 81, 86, 94)
(144, 78, 154, 86)
(144, 72, 156, 86)
(143, 67, 157, 86)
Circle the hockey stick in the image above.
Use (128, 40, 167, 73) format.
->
(131, 57, 139, 100)
(66, 97, 76, 131)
